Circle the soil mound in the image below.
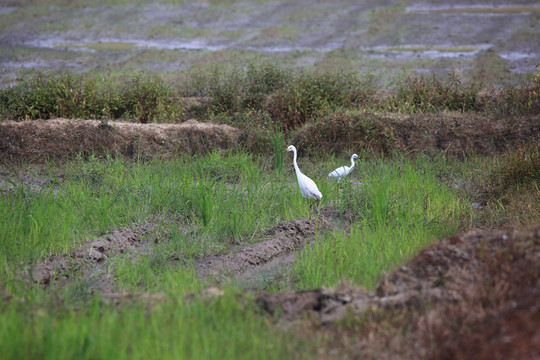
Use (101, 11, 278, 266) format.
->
(256, 226, 540, 357)
(195, 217, 328, 279)
(0, 118, 241, 163)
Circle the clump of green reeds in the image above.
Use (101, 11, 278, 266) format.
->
(294, 156, 471, 289)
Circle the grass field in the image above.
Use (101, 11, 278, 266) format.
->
(1, 0, 539, 357)
(2, 150, 510, 359)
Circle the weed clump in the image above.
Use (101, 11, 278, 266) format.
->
(486, 145, 540, 197)
(290, 111, 396, 156)
(268, 70, 375, 132)
(385, 70, 481, 113)
(483, 65, 540, 117)
(0, 72, 185, 122)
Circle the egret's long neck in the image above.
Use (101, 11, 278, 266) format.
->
(292, 150, 302, 177)
(350, 156, 356, 170)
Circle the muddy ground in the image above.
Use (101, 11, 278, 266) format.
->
(27, 222, 158, 293)
(24, 214, 330, 292)
(257, 226, 540, 359)
(1, 0, 539, 86)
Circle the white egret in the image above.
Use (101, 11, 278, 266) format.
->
(328, 154, 359, 182)
(285, 145, 322, 207)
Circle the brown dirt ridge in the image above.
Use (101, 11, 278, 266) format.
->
(0, 118, 241, 164)
(195, 217, 329, 280)
(2, 113, 539, 164)
(27, 222, 157, 293)
(256, 225, 540, 359)
(293, 112, 540, 158)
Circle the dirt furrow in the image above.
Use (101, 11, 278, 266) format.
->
(194, 217, 329, 280)
(27, 222, 157, 293)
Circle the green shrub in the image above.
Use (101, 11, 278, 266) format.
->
(0, 71, 185, 122)
(0, 72, 104, 120)
(290, 110, 396, 156)
(386, 71, 481, 113)
(268, 70, 375, 132)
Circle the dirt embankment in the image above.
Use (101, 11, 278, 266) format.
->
(2, 113, 540, 163)
(257, 226, 540, 359)
(0, 118, 241, 163)
(293, 112, 540, 158)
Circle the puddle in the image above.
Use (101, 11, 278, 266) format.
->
(499, 51, 538, 60)
(362, 44, 490, 59)
(0, 167, 64, 196)
(3, 60, 53, 69)
(26, 37, 345, 54)
(406, 4, 540, 15)
(26, 38, 227, 53)
(0, 7, 17, 14)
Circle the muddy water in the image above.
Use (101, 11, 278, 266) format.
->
(1, 1, 539, 85)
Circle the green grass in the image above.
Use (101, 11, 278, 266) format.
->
(0, 151, 322, 271)
(1, 290, 314, 360)
(294, 156, 471, 289)
(0, 151, 327, 359)
(3, 151, 528, 360)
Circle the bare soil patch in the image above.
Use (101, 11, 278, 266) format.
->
(0, 118, 241, 164)
(195, 217, 329, 280)
(0, 166, 64, 195)
(256, 225, 540, 359)
(28, 222, 157, 293)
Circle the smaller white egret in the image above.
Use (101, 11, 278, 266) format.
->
(285, 145, 322, 207)
(328, 154, 359, 182)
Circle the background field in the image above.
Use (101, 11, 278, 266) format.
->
(1, 1, 539, 359)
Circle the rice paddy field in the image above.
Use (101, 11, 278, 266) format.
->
(1, 0, 540, 359)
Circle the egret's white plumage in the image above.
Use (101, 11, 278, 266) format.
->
(286, 145, 322, 201)
(328, 154, 359, 182)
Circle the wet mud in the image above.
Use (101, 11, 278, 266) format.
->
(0, 166, 64, 195)
(1, 1, 539, 85)
(28, 222, 157, 293)
(194, 217, 329, 281)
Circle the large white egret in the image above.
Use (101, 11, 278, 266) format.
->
(285, 145, 322, 206)
(328, 154, 359, 182)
